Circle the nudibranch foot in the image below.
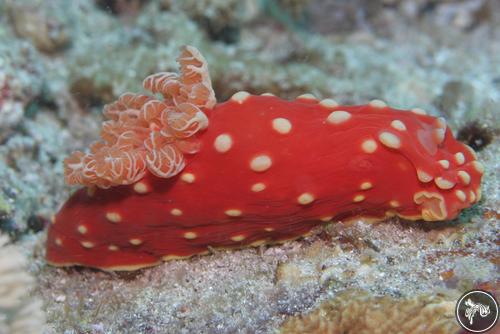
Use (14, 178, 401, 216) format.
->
(46, 46, 483, 271)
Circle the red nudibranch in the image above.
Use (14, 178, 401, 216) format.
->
(46, 46, 484, 271)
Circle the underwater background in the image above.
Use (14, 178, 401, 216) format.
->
(0, 0, 499, 333)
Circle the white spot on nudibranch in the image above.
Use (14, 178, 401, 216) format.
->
(319, 99, 339, 108)
(454, 152, 465, 165)
(327, 111, 351, 124)
(389, 200, 400, 208)
(455, 190, 466, 202)
(360, 182, 373, 190)
(411, 108, 427, 115)
(106, 212, 122, 223)
(361, 139, 378, 153)
(171, 208, 183, 216)
(129, 238, 142, 245)
(250, 155, 272, 172)
(378, 131, 401, 149)
(231, 235, 246, 242)
(369, 99, 387, 108)
(261, 92, 275, 96)
(231, 91, 250, 104)
(133, 182, 149, 194)
(77, 225, 87, 235)
(434, 129, 445, 144)
(464, 144, 478, 160)
(320, 216, 333, 222)
(81, 241, 94, 248)
(264, 227, 274, 232)
(417, 170, 433, 183)
(55, 238, 63, 246)
(434, 177, 455, 190)
(353, 194, 365, 202)
(436, 117, 447, 129)
(272, 118, 292, 134)
(457, 171, 471, 185)
(469, 190, 476, 203)
(108, 245, 119, 251)
(251, 182, 266, 192)
(184, 232, 197, 240)
(438, 160, 450, 169)
(413, 191, 447, 221)
(214, 134, 233, 153)
(225, 209, 242, 217)
(249, 240, 266, 247)
(471, 161, 484, 174)
(297, 193, 315, 205)
(297, 93, 316, 100)
(181, 172, 195, 183)
(391, 120, 407, 131)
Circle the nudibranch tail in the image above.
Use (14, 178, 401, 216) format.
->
(47, 46, 483, 271)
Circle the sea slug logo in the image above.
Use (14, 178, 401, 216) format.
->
(465, 298, 491, 325)
(456, 290, 498, 333)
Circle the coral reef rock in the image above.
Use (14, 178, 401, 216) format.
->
(279, 289, 460, 334)
(0, 234, 45, 334)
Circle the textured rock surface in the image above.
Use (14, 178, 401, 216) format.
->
(0, 234, 45, 334)
(0, 0, 498, 333)
(279, 289, 460, 334)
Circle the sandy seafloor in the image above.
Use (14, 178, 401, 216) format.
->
(0, 0, 499, 333)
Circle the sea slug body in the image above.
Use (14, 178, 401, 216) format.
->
(46, 46, 483, 271)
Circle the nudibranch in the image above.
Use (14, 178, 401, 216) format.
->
(46, 46, 484, 271)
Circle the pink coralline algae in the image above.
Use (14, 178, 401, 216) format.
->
(46, 45, 483, 271)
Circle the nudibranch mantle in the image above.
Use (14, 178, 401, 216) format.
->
(46, 46, 483, 271)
